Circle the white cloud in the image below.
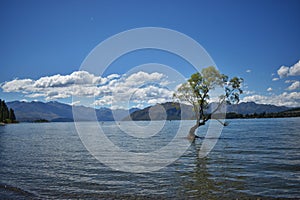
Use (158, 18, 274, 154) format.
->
(277, 60, 300, 78)
(27, 93, 45, 98)
(95, 72, 173, 108)
(289, 60, 300, 76)
(122, 71, 165, 88)
(107, 74, 120, 80)
(267, 87, 273, 92)
(33, 71, 107, 88)
(277, 66, 289, 78)
(94, 96, 114, 106)
(246, 69, 251, 73)
(242, 92, 300, 107)
(243, 90, 255, 95)
(1, 78, 34, 92)
(272, 77, 279, 81)
(147, 98, 169, 105)
(287, 81, 300, 91)
(1, 70, 174, 108)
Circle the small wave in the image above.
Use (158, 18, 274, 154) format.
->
(0, 184, 36, 199)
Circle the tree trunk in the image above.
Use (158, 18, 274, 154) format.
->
(187, 123, 199, 142)
(187, 119, 207, 142)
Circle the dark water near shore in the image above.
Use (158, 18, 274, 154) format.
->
(0, 118, 299, 199)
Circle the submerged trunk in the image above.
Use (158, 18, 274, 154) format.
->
(187, 120, 206, 142)
(187, 123, 198, 141)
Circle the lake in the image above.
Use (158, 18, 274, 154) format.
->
(0, 118, 299, 199)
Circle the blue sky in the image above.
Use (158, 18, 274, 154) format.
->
(0, 0, 300, 108)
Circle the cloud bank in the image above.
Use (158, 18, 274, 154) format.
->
(242, 92, 300, 107)
(1, 71, 173, 108)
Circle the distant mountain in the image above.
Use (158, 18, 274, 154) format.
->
(226, 102, 289, 114)
(125, 101, 292, 121)
(7, 101, 139, 122)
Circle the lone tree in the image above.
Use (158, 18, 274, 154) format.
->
(173, 66, 243, 141)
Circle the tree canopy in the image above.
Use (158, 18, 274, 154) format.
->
(0, 99, 17, 123)
(173, 66, 243, 141)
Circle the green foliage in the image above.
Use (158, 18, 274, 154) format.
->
(9, 108, 16, 121)
(4, 119, 12, 123)
(174, 66, 243, 129)
(225, 76, 243, 104)
(0, 99, 18, 123)
(33, 119, 49, 123)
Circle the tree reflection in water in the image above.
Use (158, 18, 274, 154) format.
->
(175, 139, 251, 199)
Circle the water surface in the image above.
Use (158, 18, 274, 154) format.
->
(0, 118, 299, 199)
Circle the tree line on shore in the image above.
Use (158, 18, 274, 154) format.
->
(0, 99, 17, 123)
(225, 109, 300, 119)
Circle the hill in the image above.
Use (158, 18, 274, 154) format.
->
(123, 102, 194, 121)
(125, 102, 294, 121)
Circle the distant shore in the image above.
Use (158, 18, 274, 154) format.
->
(225, 108, 300, 119)
(12, 115, 300, 124)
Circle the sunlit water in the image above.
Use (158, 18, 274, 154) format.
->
(0, 118, 299, 199)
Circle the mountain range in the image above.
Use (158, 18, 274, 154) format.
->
(7, 101, 139, 122)
(6, 100, 295, 122)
